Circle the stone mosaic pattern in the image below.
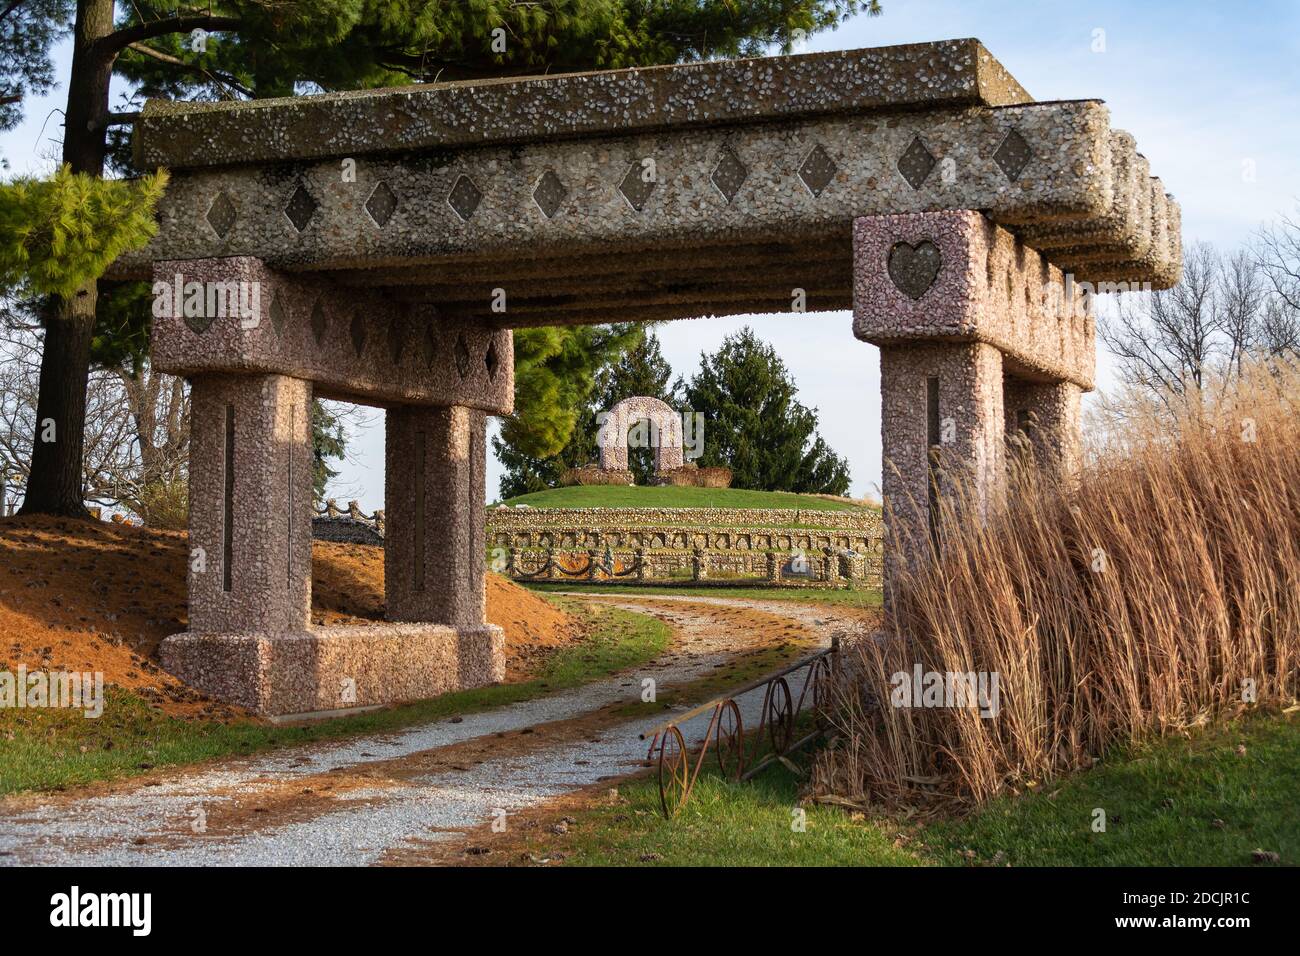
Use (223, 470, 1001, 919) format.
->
(386, 405, 488, 628)
(857, 209, 1095, 595)
(161, 624, 504, 716)
(113, 42, 1182, 324)
(150, 257, 513, 414)
(853, 210, 1096, 389)
(134, 39, 1031, 168)
(185, 372, 313, 635)
(487, 506, 883, 532)
(596, 395, 684, 473)
(490, 522, 882, 554)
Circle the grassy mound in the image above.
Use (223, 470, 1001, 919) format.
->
(498, 485, 872, 512)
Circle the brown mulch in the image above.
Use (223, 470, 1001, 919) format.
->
(0, 515, 581, 719)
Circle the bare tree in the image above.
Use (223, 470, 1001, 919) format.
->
(1101, 232, 1300, 417)
(1100, 242, 1224, 414)
(0, 302, 188, 520)
(1256, 206, 1300, 354)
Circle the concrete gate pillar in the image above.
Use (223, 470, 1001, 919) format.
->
(186, 372, 314, 635)
(1004, 379, 1083, 476)
(878, 340, 1006, 563)
(150, 257, 512, 717)
(854, 211, 1096, 594)
(385, 405, 487, 627)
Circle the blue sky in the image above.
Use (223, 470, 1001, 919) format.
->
(4, 1, 1298, 508)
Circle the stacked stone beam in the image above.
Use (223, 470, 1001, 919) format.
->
(110, 40, 1182, 331)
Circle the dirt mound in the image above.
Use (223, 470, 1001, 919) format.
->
(0, 515, 578, 717)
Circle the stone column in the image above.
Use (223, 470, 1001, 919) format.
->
(187, 373, 313, 635)
(385, 404, 487, 627)
(879, 341, 1005, 568)
(1004, 378, 1083, 477)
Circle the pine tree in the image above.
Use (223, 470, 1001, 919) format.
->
(677, 327, 851, 494)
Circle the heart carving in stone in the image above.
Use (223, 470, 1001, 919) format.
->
(887, 240, 942, 300)
(183, 311, 216, 335)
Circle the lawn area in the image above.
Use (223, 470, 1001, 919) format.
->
(0, 600, 668, 797)
(548, 713, 1298, 866)
(498, 485, 873, 512)
(523, 582, 883, 609)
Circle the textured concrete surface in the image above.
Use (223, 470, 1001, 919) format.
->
(112, 41, 1182, 316)
(151, 257, 513, 414)
(185, 372, 313, 635)
(385, 405, 488, 628)
(161, 624, 504, 717)
(879, 341, 1006, 573)
(853, 210, 1096, 389)
(134, 40, 1031, 168)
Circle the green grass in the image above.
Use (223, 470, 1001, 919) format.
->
(0, 600, 669, 797)
(497, 485, 871, 513)
(925, 714, 1300, 866)
(523, 582, 884, 609)
(557, 714, 1299, 866)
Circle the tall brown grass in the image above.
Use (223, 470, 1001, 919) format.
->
(813, 363, 1300, 808)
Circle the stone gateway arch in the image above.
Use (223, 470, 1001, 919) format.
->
(598, 396, 684, 475)
(111, 39, 1181, 716)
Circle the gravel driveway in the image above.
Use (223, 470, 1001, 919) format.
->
(0, 596, 873, 866)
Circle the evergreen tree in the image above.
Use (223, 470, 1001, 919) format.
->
(494, 327, 680, 496)
(677, 327, 851, 494)
(0, 2, 74, 141)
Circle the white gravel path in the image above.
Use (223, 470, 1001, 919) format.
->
(0, 596, 872, 866)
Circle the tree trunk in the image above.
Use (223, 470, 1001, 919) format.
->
(18, 0, 115, 517)
(19, 286, 99, 516)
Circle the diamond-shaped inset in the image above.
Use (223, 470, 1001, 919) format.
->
(898, 136, 936, 190)
(454, 333, 472, 378)
(423, 325, 438, 367)
(310, 300, 329, 344)
(711, 147, 748, 203)
(284, 182, 318, 232)
(798, 144, 837, 198)
(388, 315, 404, 363)
(618, 160, 657, 212)
(447, 175, 483, 222)
(533, 169, 567, 219)
(993, 129, 1033, 182)
(350, 312, 367, 356)
(206, 192, 237, 238)
(268, 292, 287, 337)
(365, 182, 397, 227)
(485, 339, 500, 380)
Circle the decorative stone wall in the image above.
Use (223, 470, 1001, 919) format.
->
(489, 507, 885, 588)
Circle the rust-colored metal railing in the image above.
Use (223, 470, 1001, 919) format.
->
(639, 636, 839, 818)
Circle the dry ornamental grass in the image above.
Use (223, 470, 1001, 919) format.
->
(814, 363, 1300, 807)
